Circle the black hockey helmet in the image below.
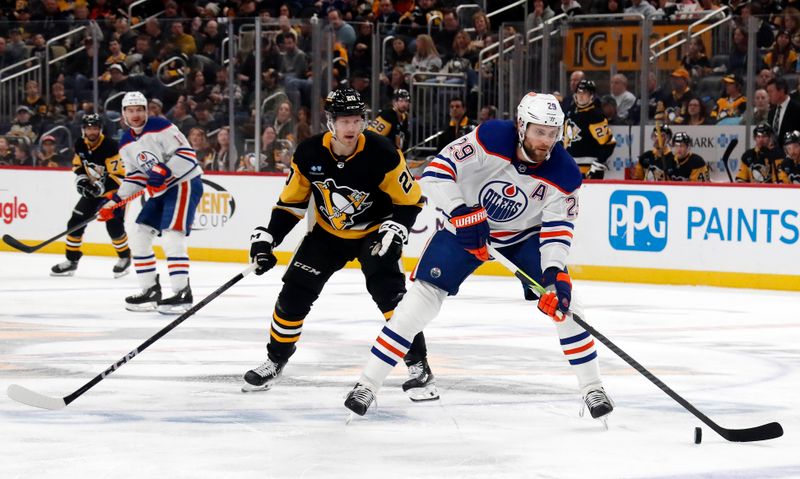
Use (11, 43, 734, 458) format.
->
(82, 113, 102, 128)
(324, 88, 366, 118)
(392, 88, 410, 101)
(754, 123, 773, 137)
(783, 130, 800, 146)
(654, 125, 673, 141)
(575, 79, 597, 94)
(672, 132, 692, 145)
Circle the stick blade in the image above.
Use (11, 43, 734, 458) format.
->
(2, 234, 36, 253)
(721, 422, 783, 442)
(7, 384, 67, 410)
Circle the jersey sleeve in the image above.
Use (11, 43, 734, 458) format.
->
(71, 153, 84, 175)
(159, 124, 200, 182)
(736, 150, 753, 182)
(368, 115, 393, 137)
(378, 149, 424, 230)
(420, 130, 482, 214)
(539, 188, 579, 271)
(267, 160, 310, 245)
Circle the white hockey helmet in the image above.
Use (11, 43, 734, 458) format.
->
(121, 91, 148, 110)
(517, 92, 564, 145)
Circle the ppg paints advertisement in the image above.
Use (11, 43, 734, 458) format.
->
(1, 168, 798, 290)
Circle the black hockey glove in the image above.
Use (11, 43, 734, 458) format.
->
(76, 175, 104, 198)
(369, 220, 408, 260)
(249, 226, 277, 275)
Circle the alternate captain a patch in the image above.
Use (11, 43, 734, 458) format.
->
(313, 179, 373, 229)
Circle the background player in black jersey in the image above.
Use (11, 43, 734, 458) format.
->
(243, 88, 438, 402)
(368, 88, 410, 150)
(668, 132, 710, 182)
(634, 125, 674, 181)
(51, 114, 131, 277)
(737, 123, 783, 183)
(563, 80, 616, 179)
(780, 130, 800, 184)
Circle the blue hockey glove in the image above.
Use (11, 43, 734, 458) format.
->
(538, 267, 572, 322)
(450, 205, 490, 261)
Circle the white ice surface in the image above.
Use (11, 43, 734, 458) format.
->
(0, 251, 797, 479)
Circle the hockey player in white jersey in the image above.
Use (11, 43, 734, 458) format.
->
(98, 91, 204, 314)
(344, 92, 614, 423)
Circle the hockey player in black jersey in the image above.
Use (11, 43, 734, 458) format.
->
(737, 123, 783, 183)
(50, 114, 131, 277)
(244, 88, 438, 401)
(634, 125, 674, 181)
(368, 88, 410, 150)
(563, 80, 616, 179)
(668, 132, 710, 182)
(780, 130, 800, 184)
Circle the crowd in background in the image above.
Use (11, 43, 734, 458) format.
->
(0, 0, 799, 183)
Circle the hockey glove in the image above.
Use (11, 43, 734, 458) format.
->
(97, 193, 122, 222)
(146, 163, 171, 194)
(450, 205, 490, 262)
(370, 220, 408, 260)
(75, 175, 104, 198)
(586, 161, 606, 180)
(537, 267, 572, 322)
(250, 226, 277, 275)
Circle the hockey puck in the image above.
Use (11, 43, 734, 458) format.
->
(694, 427, 702, 444)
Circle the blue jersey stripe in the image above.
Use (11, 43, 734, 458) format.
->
(421, 171, 455, 181)
(540, 238, 572, 248)
(542, 221, 574, 228)
(560, 330, 590, 345)
(381, 326, 412, 348)
(371, 346, 398, 366)
(568, 351, 597, 365)
(434, 154, 458, 173)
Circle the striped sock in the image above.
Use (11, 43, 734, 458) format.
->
(133, 254, 157, 289)
(112, 234, 130, 257)
(65, 234, 82, 261)
(167, 256, 189, 291)
(558, 329, 601, 389)
(360, 325, 412, 388)
(269, 310, 304, 345)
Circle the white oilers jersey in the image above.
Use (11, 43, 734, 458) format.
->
(117, 116, 202, 198)
(420, 120, 582, 270)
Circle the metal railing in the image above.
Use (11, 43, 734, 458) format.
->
(0, 59, 43, 121)
(649, 7, 732, 62)
(408, 72, 467, 157)
(45, 25, 88, 104)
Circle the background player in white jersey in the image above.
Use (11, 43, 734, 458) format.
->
(98, 91, 204, 314)
(345, 92, 614, 423)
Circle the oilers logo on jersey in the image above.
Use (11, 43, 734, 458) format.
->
(479, 181, 527, 222)
(136, 150, 161, 171)
(313, 179, 373, 229)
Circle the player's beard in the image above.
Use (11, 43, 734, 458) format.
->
(521, 140, 549, 164)
(85, 132, 100, 143)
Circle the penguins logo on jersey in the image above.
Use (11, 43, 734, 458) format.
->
(136, 151, 161, 171)
(563, 119, 582, 148)
(313, 179, 372, 229)
(479, 181, 527, 222)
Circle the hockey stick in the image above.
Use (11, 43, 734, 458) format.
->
(721, 137, 739, 182)
(487, 244, 783, 443)
(2, 190, 145, 253)
(7, 263, 259, 410)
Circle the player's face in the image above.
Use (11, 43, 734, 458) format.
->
(83, 125, 101, 142)
(123, 105, 147, 128)
(522, 123, 559, 163)
(785, 142, 800, 159)
(755, 133, 770, 149)
(575, 90, 592, 107)
(333, 115, 365, 147)
(394, 98, 409, 113)
(673, 142, 689, 158)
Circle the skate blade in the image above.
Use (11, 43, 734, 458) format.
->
(406, 384, 440, 402)
(157, 304, 192, 315)
(599, 416, 609, 431)
(345, 412, 358, 425)
(125, 302, 158, 312)
(113, 269, 130, 279)
(241, 383, 274, 393)
(50, 271, 76, 277)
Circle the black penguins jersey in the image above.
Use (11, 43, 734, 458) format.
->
(72, 134, 124, 193)
(737, 146, 783, 183)
(368, 108, 409, 150)
(563, 103, 616, 171)
(778, 157, 800, 184)
(266, 130, 424, 243)
(669, 153, 710, 182)
(634, 149, 674, 181)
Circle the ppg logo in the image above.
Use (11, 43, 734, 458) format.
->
(609, 191, 668, 251)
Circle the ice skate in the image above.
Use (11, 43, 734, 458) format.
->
(580, 386, 614, 429)
(242, 358, 286, 392)
(50, 260, 78, 277)
(344, 382, 376, 419)
(125, 276, 162, 312)
(113, 257, 131, 278)
(157, 281, 193, 315)
(402, 358, 439, 402)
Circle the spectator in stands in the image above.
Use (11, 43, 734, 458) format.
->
(194, 102, 220, 132)
(439, 31, 478, 88)
(379, 66, 410, 105)
(32, 0, 69, 38)
(711, 74, 747, 123)
(436, 96, 476, 152)
(736, 2, 774, 49)
(375, 0, 401, 35)
(528, 0, 556, 26)
(126, 34, 156, 76)
(780, 7, 800, 38)
(400, 0, 443, 38)
(478, 105, 497, 122)
(610, 73, 636, 121)
(409, 34, 442, 79)
(169, 20, 197, 56)
(209, 126, 236, 171)
(0, 36, 22, 70)
(295, 106, 312, 143)
(643, 71, 668, 119)
(435, 9, 460, 57)
(757, 68, 776, 89)
(201, 19, 223, 51)
(114, 17, 137, 53)
(187, 69, 212, 107)
(742, 88, 770, 125)
(591, 0, 623, 15)
(560, 0, 585, 16)
(188, 127, 215, 168)
(270, 100, 297, 144)
(100, 39, 127, 83)
(29, 33, 47, 66)
(663, 68, 695, 124)
(13, 142, 32, 166)
(6, 28, 26, 62)
(685, 97, 711, 125)
(387, 36, 413, 72)
(35, 135, 67, 167)
(144, 18, 166, 52)
(168, 100, 198, 136)
(763, 30, 797, 75)
(47, 82, 75, 124)
(22, 81, 47, 126)
(0, 137, 14, 165)
(669, 132, 710, 182)
(600, 96, 624, 125)
(767, 77, 800, 141)
(278, 31, 309, 81)
(210, 66, 243, 119)
(470, 10, 492, 50)
(726, 27, 750, 78)
(160, 1, 182, 28)
(328, 8, 357, 52)
(681, 37, 712, 80)
(148, 98, 166, 119)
